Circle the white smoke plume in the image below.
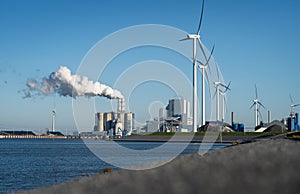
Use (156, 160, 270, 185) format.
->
(24, 66, 123, 99)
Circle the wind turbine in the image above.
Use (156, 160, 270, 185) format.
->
(51, 94, 56, 132)
(250, 85, 265, 127)
(51, 109, 56, 132)
(289, 94, 300, 118)
(197, 45, 215, 126)
(213, 66, 229, 121)
(219, 81, 231, 122)
(180, 0, 211, 131)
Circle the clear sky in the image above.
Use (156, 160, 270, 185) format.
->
(0, 0, 300, 133)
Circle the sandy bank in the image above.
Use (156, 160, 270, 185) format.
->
(23, 139, 300, 194)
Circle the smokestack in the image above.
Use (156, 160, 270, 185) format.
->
(231, 112, 234, 125)
(24, 66, 123, 99)
(117, 98, 125, 113)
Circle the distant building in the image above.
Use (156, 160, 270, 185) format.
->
(94, 111, 135, 135)
(159, 108, 167, 121)
(146, 120, 161, 132)
(166, 98, 191, 126)
(144, 98, 192, 133)
(47, 131, 65, 136)
(0, 130, 36, 136)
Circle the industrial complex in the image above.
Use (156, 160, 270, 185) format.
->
(142, 96, 299, 134)
(93, 98, 135, 137)
(143, 98, 192, 133)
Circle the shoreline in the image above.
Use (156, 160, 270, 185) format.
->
(1, 131, 289, 143)
(112, 132, 284, 144)
(22, 135, 300, 194)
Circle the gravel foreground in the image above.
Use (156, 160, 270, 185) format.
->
(23, 139, 300, 194)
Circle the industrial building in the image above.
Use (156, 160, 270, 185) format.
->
(145, 98, 192, 132)
(94, 98, 135, 137)
(166, 98, 192, 126)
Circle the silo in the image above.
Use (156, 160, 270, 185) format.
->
(117, 112, 125, 131)
(95, 112, 104, 132)
(104, 112, 114, 131)
(124, 112, 135, 132)
(124, 113, 131, 131)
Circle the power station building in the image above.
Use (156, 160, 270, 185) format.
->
(94, 98, 135, 136)
(166, 98, 192, 126)
(145, 98, 192, 132)
(94, 112, 135, 134)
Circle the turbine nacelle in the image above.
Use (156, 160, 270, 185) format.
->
(214, 81, 228, 89)
(187, 34, 200, 39)
(198, 64, 207, 69)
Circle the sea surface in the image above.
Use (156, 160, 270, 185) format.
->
(0, 138, 229, 193)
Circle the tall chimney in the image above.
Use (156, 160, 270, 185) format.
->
(117, 98, 125, 113)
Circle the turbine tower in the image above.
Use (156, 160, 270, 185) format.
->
(250, 85, 265, 127)
(197, 45, 215, 126)
(219, 81, 231, 122)
(51, 109, 56, 132)
(213, 66, 229, 121)
(51, 94, 56, 133)
(181, 0, 212, 131)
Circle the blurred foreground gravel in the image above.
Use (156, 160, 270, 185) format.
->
(23, 139, 300, 194)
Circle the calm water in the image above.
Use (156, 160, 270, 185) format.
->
(0, 138, 229, 193)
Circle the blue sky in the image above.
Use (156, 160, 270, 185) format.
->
(0, 0, 300, 133)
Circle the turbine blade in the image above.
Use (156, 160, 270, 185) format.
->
(294, 104, 300, 107)
(216, 65, 220, 81)
(204, 44, 215, 66)
(212, 88, 217, 99)
(250, 103, 255, 109)
(179, 37, 190, 41)
(224, 81, 231, 92)
(289, 94, 295, 104)
(196, 59, 205, 66)
(219, 83, 227, 89)
(197, 39, 208, 61)
(197, 0, 205, 35)
(204, 70, 210, 89)
(258, 109, 263, 122)
(255, 84, 258, 99)
(258, 101, 265, 109)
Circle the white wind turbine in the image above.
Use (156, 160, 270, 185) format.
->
(197, 45, 215, 126)
(181, 0, 212, 131)
(213, 66, 229, 121)
(51, 109, 56, 132)
(250, 85, 265, 127)
(51, 95, 56, 132)
(219, 81, 231, 122)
